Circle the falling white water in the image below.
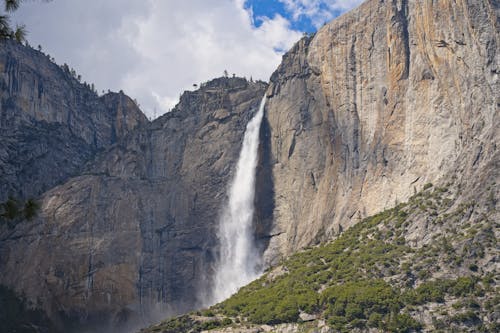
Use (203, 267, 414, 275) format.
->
(211, 96, 266, 303)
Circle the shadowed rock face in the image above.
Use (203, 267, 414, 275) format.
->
(0, 75, 267, 331)
(0, 40, 148, 202)
(263, 0, 499, 263)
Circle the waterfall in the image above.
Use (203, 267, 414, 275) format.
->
(211, 96, 266, 304)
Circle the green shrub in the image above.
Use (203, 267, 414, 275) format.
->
(451, 310, 480, 324)
(451, 277, 477, 297)
(321, 280, 405, 330)
(367, 312, 384, 328)
(386, 313, 423, 332)
(0, 197, 40, 228)
(155, 316, 193, 333)
(468, 264, 478, 272)
(201, 309, 215, 317)
(24, 199, 39, 220)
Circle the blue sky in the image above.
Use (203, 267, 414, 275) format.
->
(246, 0, 339, 32)
(245, 0, 362, 32)
(246, 1, 301, 30)
(12, 0, 363, 118)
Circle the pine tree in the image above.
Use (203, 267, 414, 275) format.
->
(5, 0, 21, 12)
(23, 199, 39, 220)
(1, 0, 27, 43)
(1, 197, 19, 220)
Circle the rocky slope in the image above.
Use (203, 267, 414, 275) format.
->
(226, 184, 497, 332)
(0, 76, 267, 331)
(0, 39, 148, 202)
(142, 182, 499, 333)
(261, 0, 499, 263)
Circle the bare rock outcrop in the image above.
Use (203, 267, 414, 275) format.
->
(0, 39, 148, 201)
(262, 0, 499, 263)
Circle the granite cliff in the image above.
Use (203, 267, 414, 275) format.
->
(142, 2, 499, 330)
(262, 0, 499, 263)
(0, 0, 498, 332)
(0, 68, 267, 331)
(0, 40, 148, 202)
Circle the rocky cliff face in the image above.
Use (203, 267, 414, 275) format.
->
(0, 75, 267, 331)
(1, 0, 498, 331)
(262, 0, 499, 263)
(0, 39, 148, 201)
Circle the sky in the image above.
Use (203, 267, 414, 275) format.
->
(11, 0, 363, 119)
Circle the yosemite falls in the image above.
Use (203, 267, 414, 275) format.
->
(211, 97, 266, 303)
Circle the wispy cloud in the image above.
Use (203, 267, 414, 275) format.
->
(278, 0, 363, 28)
(11, 0, 358, 118)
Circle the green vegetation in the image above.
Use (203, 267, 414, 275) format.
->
(321, 280, 421, 332)
(216, 203, 415, 329)
(402, 276, 481, 305)
(23, 199, 40, 220)
(218, 208, 413, 328)
(0, 197, 40, 228)
(214, 184, 497, 331)
(1, 196, 20, 220)
(145, 315, 233, 333)
(145, 183, 498, 332)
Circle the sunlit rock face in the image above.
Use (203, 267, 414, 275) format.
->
(263, 0, 499, 263)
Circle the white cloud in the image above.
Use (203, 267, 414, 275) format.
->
(11, 0, 303, 118)
(11, 1, 360, 118)
(118, 0, 303, 114)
